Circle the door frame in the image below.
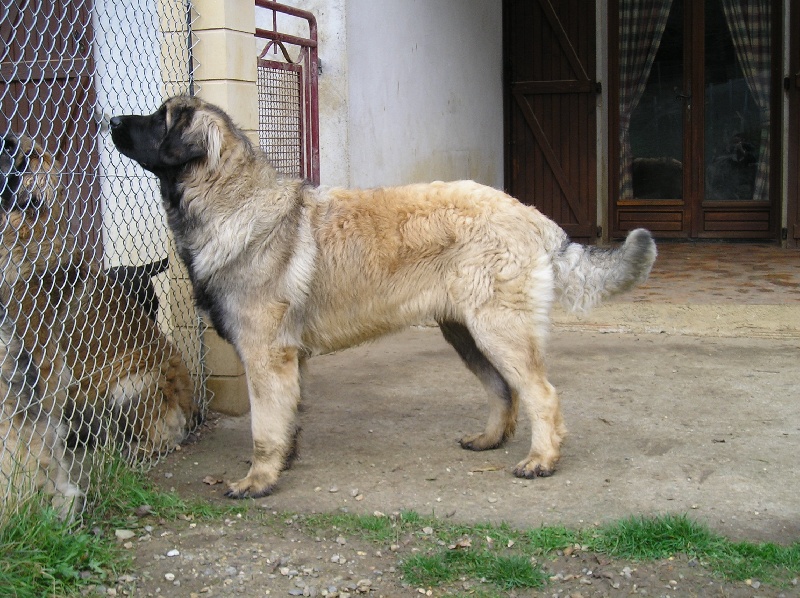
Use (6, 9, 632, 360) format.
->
(789, 0, 800, 247)
(607, 0, 783, 241)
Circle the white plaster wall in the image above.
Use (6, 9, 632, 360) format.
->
(93, 0, 170, 269)
(345, 0, 503, 189)
(93, 0, 196, 335)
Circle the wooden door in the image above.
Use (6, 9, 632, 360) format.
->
(609, 0, 782, 240)
(1, 1, 100, 254)
(789, 0, 800, 247)
(504, 0, 598, 242)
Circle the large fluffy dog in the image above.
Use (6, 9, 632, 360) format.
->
(0, 133, 198, 465)
(111, 96, 656, 498)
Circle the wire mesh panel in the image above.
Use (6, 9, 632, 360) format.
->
(258, 62, 303, 178)
(255, 0, 320, 184)
(0, 0, 205, 522)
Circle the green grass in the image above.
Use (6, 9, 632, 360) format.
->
(3, 462, 798, 597)
(302, 511, 549, 591)
(587, 513, 723, 559)
(303, 511, 400, 544)
(0, 498, 121, 598)
(584, 514, 800, 583)
(83, 452, 242, 526)
(299, 510, 800, 592)
(523, 524, 580, 554)
(404, 549, 547, 590)
(716, 540, 800, 581)
(0, 452, 243, 598)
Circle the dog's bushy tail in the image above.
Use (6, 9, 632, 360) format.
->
(552, 228, 656, 314)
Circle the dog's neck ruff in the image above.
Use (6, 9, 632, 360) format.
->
(162, 155, 290, 286)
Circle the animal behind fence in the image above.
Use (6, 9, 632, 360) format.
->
(0, 133, 200, 520)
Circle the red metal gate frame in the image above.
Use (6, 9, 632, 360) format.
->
(255, 0, 320, 185)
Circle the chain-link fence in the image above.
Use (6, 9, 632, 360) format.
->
(0, 0, 206, 522)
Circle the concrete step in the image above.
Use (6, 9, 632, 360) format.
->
(554, 303, 800, 339)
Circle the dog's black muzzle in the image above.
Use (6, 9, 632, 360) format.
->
(110, 114, 163, 173)
(109, 115, 136, 156)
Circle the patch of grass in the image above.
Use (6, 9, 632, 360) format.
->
(0, 495, 123, 598)
(301, 511, 548, 593)
(587, 513, 722, 560)
(585, 514, 800, 585)
(5, 465, 799, 598)
(524, 525, 580, 554)
(0, 451, 243, 598)
(297, 510, 800, 591)
(444, 520, 519, 548)
(403, 548, 546, 590)
(304, 511, 399, 544)
(705, 539, 800, 582)
(84, 452, 243, 526)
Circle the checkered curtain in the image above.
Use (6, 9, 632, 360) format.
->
(721, 0, 771, 202)
(618, 0, 673, 200)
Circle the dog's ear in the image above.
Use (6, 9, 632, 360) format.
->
(158, 111, 222, 170)
(158, 125, 205, 166)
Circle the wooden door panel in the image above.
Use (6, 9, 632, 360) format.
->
(505, 0, 597, 242)
(511, 91, 594, 231)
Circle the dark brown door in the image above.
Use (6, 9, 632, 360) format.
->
(610, 0, 782, 240)
(1, 1, 100, 254)
(504, 0, 598, 242)
(789, 0, 800, 247)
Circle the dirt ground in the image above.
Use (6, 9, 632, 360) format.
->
(107, 326, 800, 597)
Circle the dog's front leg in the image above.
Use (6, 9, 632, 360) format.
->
(224, 342, 300, 499)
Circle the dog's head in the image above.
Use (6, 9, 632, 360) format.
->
(0, 134, 59, 213)
(0, 133, 71, 282)
(110, 96, 242, 176)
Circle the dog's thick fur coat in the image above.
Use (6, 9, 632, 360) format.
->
(111, 96, 656, 498)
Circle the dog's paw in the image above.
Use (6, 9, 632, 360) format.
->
(224, 475, 276, 499)
(512, 457, 557, 479)
(458, 433, 504, 451)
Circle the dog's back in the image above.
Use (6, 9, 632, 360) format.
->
(301, 180, 654, 353)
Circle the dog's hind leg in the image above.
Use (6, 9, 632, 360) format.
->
(466, 312, 567, 478)
(438, 321, 517, 451)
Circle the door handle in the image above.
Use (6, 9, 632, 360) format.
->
(674, 90, 691, 101)
(674, 88, 692, 121)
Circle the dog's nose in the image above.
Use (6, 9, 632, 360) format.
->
(109, 116, 122, 129)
